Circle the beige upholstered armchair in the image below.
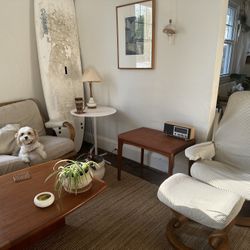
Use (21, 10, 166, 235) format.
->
(157, 91, 249, 249)
(185, 91, 250, 225)
(0, 99, 76, 175)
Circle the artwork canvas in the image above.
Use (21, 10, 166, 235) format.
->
(116, 0, 155, 69)
(125, 16, 144, 55)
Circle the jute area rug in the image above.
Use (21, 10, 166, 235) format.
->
(28, 165, 250, 250)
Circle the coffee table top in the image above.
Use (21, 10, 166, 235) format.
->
(0, 160, 107, 249)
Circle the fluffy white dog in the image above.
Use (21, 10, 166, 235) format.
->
(16, 126, 47, 163)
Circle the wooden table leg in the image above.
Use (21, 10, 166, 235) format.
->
(168, 154, 174, 177)
(117, 139, 124, 180)
(140, 148, 144, 177)
(93, 117, 98, 155)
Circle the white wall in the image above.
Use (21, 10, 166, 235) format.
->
(75, 0, 228, 173)
(0, 0, 46, 113)
(0, 0, 228, 174)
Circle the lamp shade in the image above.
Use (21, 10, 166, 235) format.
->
(82, 68, 102, 83)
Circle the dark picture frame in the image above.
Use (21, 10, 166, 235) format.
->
(116, 0, 155, 69)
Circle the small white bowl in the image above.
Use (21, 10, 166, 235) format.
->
(34, 192, 55, 208)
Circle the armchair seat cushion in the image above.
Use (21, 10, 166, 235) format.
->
(28, 136, 75, 164)
(191, 160, 250, 200)
(0, 135, 75, 175)
(0, 155, 26, 175)
(0, 136, 75, 175)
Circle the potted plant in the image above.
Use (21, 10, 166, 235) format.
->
(45, 159, 100, 196)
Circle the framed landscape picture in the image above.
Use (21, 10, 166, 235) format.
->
(116, 0, 155, 69)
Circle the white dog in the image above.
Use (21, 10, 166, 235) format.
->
(16, 126, 47, 163)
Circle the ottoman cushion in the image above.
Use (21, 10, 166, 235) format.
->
(157, 173, 245, 229)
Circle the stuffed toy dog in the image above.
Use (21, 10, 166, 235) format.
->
(15, 126, 47, 163)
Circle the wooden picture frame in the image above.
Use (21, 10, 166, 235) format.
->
(116, 0, 155, 69)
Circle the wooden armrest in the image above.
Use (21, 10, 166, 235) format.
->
(63, 122, 75, 141)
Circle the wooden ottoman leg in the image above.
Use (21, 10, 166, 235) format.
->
(166, 211, 235, 250)
(208, 220, 235, 250)
(166, 211, 191, 250)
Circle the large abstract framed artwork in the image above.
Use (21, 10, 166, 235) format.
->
(116, 0, 155, 69)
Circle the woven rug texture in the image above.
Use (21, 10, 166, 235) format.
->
(28, 165, 250, 250)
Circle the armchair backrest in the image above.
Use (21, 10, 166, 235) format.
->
(214, 91, 250, 171)
(0, 99, 46, 136)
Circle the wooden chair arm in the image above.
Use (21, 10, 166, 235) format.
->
(63, 122, 75, 141)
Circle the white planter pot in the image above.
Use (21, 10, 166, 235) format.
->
(77, 154, 106, 179)
(90, 160, 105, 179)
(62, 171, 92, 193)
(90, 158, 105, 179)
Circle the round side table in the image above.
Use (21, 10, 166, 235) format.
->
(71, 106, 117, 155)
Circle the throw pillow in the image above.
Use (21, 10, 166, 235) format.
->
(0, 124, 20, 155)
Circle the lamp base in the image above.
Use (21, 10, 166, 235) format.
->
(87, 97, 97, 108)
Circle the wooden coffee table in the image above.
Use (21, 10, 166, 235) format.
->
(0, 160, 107, 249)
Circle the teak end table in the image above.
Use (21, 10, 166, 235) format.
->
(117, 127, 195, 180)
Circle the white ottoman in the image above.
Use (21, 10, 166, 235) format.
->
(158, 173, 245, 249)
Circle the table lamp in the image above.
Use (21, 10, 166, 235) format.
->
(82, 67, 102, 108)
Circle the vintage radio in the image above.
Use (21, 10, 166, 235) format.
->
(164, 122, 195, 140)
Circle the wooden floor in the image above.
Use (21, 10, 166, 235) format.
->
(79, 142, 167, 186)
